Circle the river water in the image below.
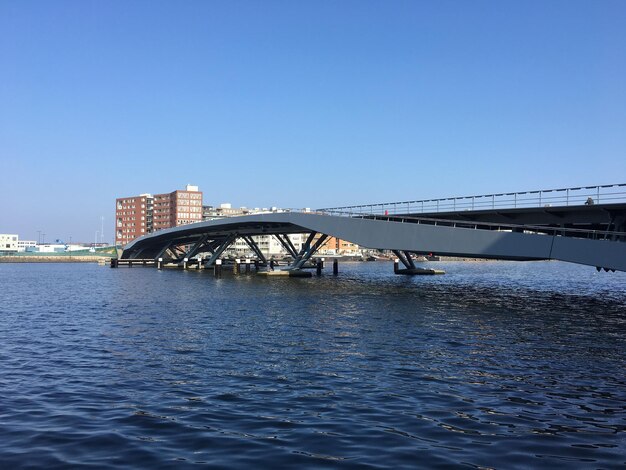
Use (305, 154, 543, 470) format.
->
(1, 261, 625, 468)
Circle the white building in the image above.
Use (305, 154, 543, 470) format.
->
(17, 240, 37, 252)
(26, 244, 66, 253)
(0, 234, 18, 253)
(227, 234, 307, 258)
(65, 244, 89, 252)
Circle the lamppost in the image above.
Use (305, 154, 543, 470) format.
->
(37, 230, 41, 245)
(69, 236, 72, 260)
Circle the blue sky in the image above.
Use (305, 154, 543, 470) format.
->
(1, 0, 625, 242)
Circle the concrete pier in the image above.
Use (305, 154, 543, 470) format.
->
(395, 268, 445, 275)
(393, 258, 444, 275)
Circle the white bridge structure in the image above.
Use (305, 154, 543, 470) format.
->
(121, 184, 626, 273)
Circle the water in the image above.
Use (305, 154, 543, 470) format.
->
(1, 261, 625, 468)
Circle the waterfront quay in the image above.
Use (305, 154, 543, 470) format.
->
(0, 255, 111, 263)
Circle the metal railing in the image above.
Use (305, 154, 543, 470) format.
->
(318, 183, 626, 216)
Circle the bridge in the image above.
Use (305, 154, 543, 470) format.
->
(121, 184, 626, 273)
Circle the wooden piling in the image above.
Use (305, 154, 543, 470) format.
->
(245, 259, 251, 273)
(316, 259, 322, 276)
(215, 259, 222, 278)
(333, 259, 338, 275)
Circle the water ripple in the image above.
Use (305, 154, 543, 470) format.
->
(0, 261, 625, 468)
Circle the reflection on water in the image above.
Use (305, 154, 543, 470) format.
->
(0, 261, 625, 468)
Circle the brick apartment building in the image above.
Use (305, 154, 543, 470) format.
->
(115, 185, 203, 246)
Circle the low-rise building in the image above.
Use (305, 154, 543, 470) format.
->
(25, 244, 66, 253)
(202, 203, 285, 220)
(0, 234, 18, 253)
(17, 240, 37, 252)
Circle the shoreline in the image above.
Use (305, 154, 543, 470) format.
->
(0, 256, 110, 263)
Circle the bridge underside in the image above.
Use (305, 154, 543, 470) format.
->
(121, 212, 626, 272)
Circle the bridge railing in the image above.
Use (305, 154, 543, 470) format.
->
(317, 183, 626, 216)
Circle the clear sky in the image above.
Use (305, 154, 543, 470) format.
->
(1, 0, 625, 243)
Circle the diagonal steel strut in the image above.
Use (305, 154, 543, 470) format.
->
(182, 234, 210, 262)
(242, 236, 267, 264)
(204, 233, 238, 266)
(292, 233, 328, 269)
(274, 234, 299, 259)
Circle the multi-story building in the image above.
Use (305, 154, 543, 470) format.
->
(313, 235, 360, 255)
(115, 185, 202, 246)
(0, 234, 18, 253)
(202, 203, 276, 220)
(228, 234, 306, 259)
(115, 194, 153, 246)
(153, 185, 203, 230)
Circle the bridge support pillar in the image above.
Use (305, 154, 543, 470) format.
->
(333, 259, 339, 275)
(392, 250, 444, 275)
